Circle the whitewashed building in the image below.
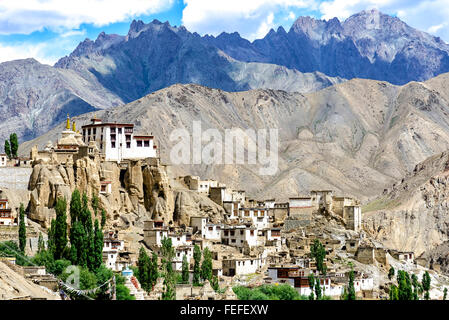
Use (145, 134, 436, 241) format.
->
(238, 207, 269, 230)
(103, 231, 126, 271)
(190, 216, 222, 241)
(173, 245, 194, 271)
(221, 225, 258, 248)
(169, 232, 189, 247)
(81, 117, 157, 162)
(222, 257, 263, 276)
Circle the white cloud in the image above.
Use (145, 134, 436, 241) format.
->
(318, 0, 449, 42)
(0, 0, 174, 34)
(0, 30, 92, 65)
(0, 42, 56, 65)
(428, 23, 446, 34)
(182, 0, 317, 40)
(255, 12, 275, 39)
(60, 29, 87, 38)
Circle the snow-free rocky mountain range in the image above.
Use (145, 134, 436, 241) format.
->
(4, 9, 449, 144)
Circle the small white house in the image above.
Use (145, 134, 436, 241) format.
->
(173, 245, 194, 271)
(221, 225, 258, 248)
(204, 224, 221, 241)
(222, 257, 262, 276)
(103, 231, 125, 271)
(238, 207, 269, 230)
(169, 233, 189, 247)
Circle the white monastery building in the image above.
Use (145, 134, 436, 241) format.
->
(82, 117, 157, 162)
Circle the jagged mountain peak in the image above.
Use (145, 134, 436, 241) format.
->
(127, 18, 187, 39)
(290, 15, 342, 42)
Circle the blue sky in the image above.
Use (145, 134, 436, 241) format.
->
(0, 0, 448, 65)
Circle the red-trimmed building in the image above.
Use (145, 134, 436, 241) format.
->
(0, 199, 14, 225)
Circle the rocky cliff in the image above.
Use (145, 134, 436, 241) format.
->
(28, 156, 225, 230)
(363, 151, 449, 267)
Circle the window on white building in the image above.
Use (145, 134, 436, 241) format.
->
(144, 140, 150, 147)
(137, 140, 142, 147)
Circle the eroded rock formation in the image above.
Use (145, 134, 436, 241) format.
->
(28, 157, 225, 230)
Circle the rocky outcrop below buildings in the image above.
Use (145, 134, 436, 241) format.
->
(28, 156, 225, 230)
(0, 261, 60, 300)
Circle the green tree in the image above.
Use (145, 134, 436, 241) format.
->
(388, 266, 395, 280)
(9, 133, 18, 159)
(193, 244, 201, 285)
(389, 284, 399, 300)
(92, 220, 103, 270)
(233, 284, 304, 300)
(53, 198, 68, 260)
(101, 209, 107, 228)
(47, 219, 56, 256)
(18, 203, 26, 254)
(161, 237, 176, 300)
(422, 271, 431, 300)
(150, 252, 158, 290)
(314, 277, 322, 300)
(115, 274, 135, 300)
(93, 264, 113, 300)
(211, 275, 219, 292)
(69, 189, 82, 226)
(201, 247, 212, 282)
(4, 140, 10, 159)
(37, 232, 45, 253)
(70, 220, 87, 267)
(137, 247, 151, 292)
(182, 254, 189, 283)
(310, 239, 327, 275)
(0, 241, 19, 257)
(411, 274, 420, 300)
(443, 288, 447, 300)
(308, 273, 315, 300)
(397, 270, 413, 300)
(345, 269, 356, 300)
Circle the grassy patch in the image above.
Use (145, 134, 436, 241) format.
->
(362, 197, 401, 213)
